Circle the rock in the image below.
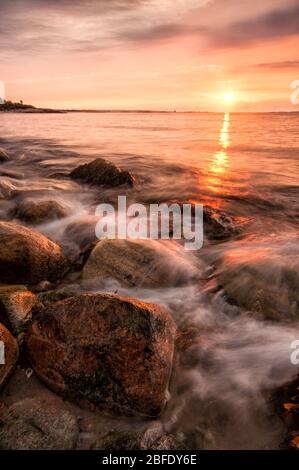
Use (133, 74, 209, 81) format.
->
(0, 285, 42, 335)
(38, 284, 80, 306)
(0, 148, 9, 162)
(274, 375, 299, 450)
(156, 200, 245, 241)
(0, 397, 78, 449)
(64, 216, 99, 249)
(0, 178, 18, 199)
(26, 293, 175, 417)
(82, 239, 199, 288)
(0, 221, 68, 284)
(217, 239, 299, 320)
(12, 198, 71, 225)
(203, 205, 240, 240)
(0, 323, 19, 390)
(34, 280, 53, 292)
(70, 158, 134, 187)
(93, 423, 184, 450)
(0, 169, 24, 179)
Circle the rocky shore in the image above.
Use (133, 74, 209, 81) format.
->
(0, 145, 298, 450)
(0, 100, 64, 113)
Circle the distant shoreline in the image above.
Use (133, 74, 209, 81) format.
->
(0, 103, 298, 114)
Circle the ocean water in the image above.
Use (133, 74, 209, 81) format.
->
(0, 111, 298, 449)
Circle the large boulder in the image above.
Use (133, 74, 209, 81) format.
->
(0, 397, 78, 450)
(0, 221, 68, 284)
(12, 198, 71, 225)
(70, 158, 134, 187)
(0, 148, 9, 163)
(82, 239, 199, 288)
(217, 238, 299, 320)
(26, 293, 175, 417)
(0, 323, 19, 390)
(0, 285, 41, 335)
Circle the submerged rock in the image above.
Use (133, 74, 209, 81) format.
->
(26, 293, 175, 417)
(0, 323, 19, 390)
(0, 169, 24, 180)
(0, 285, 41, 335)
(82, 239, 199, 288)
(0, 397, 78, 450)
(0, 221, 68, 284)
(0, 178, 18, 199)
(217, 239, 299, 320)
(203, 205, 242, 240)
(0, 148, 9, 162)
(64, 216, 99, 249)
(12, 198, 71, 225)
(93, 422, 185, 450)
(70, 158, 134, 187)
(274, 375, 299, 450)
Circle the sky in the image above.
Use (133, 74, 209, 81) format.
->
(0, 0, 299, 111)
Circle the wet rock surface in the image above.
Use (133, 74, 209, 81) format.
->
(64, 215, 100, 249)
(26, 293, 176, 417)
(82, 239, 199, 288)
(0, 397, 79, 450)
(0, 221, 69, 284)
(93, 422, 185, 450)
(12, 198, 71, 225)
(0, 148, 9, 162)
(0, 178, 18, 199)
(0, 324, 19, 390)
(0, 285, 41, 335)
(274, 375, 299, 450)
(203, 205, 243, 240)
(37, 284, 80, 306)
(70, 158, 134, 187)
(217, 240, 299, 320)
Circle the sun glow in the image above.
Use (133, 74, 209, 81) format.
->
(223, 91, 236, 104)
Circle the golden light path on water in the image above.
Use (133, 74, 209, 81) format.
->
(206, 112, 231, 195)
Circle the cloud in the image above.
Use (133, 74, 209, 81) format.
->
(210, 4, 299, 47)
(243, 61, 299, 71)
(0, 0, 210, 56)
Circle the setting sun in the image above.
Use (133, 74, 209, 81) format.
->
(223, 91, 236, 104)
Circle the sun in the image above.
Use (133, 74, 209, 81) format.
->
(223, 91, 236, 104)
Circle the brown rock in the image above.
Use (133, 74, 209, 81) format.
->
(0, 397, 78, 449)
(203, 205, 240, 240)
(64, 216, 99, 249)
(26, 293, 175, 417)
(0, 221, 69, 284)
(70, 158, 134, 187)
(0, 178, 18, 199)
(0, 323, 19, 390)
(93, 422, 185, 450)
(37, 284, 80, 306)
(82, 239, 199, 287)
(217, 240, 299, 320)
(0, 148, 9, 162)
(12, 198, 71, 225)
(0, 285, 41, 335)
